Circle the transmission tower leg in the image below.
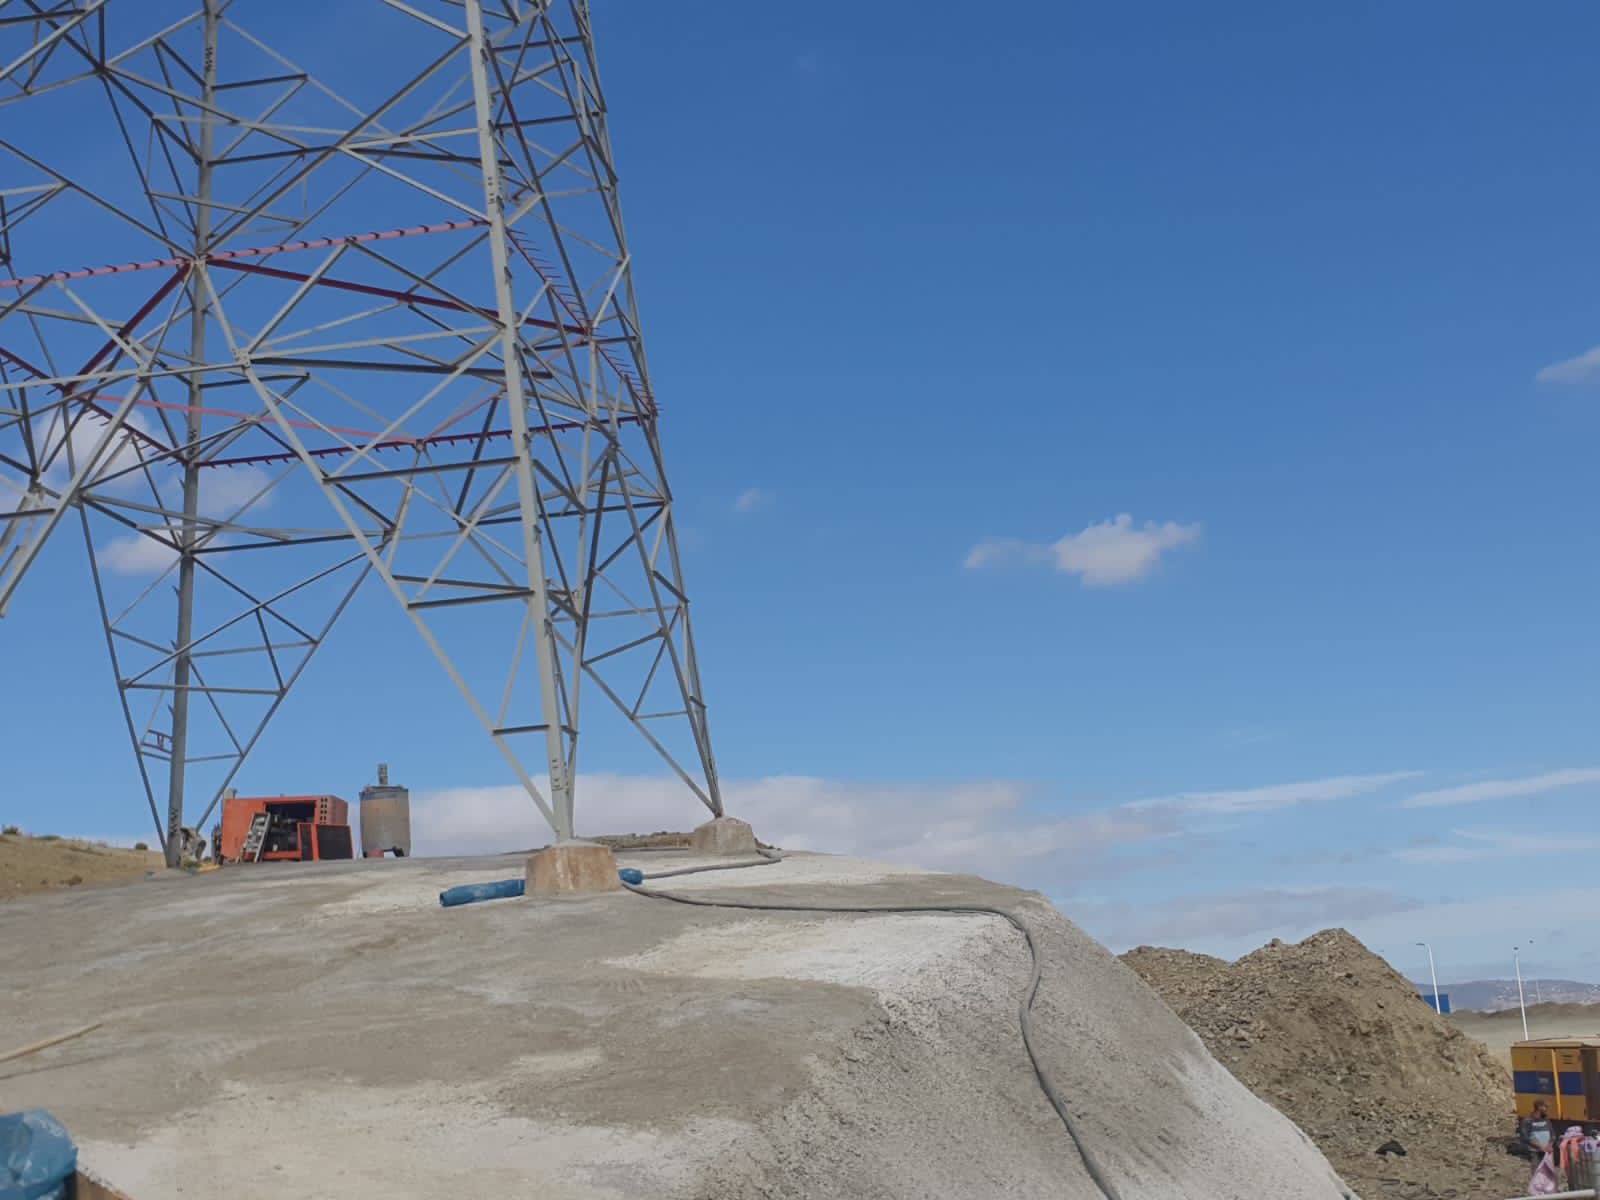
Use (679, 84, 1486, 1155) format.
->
(464, 0, 577, 840)
(164, 0, 220, 867)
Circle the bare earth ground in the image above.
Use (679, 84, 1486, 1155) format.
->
(1450, 1002, 1600, 1066)
(0, 833, 163, 899)
(3, 850, 1354, 1200)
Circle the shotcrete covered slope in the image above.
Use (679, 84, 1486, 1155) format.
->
(2, 852, 1353, 1199)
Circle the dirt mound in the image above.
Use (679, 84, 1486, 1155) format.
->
(0, 833, 162, 899)
(1124, 930, 1530, 1200)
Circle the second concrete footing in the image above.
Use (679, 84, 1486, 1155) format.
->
(689, 816, 759, 855)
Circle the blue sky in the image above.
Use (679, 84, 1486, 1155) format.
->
(4, 1, 1600, 985)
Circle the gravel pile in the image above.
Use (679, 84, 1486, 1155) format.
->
(1124, 930, 1533, 1200)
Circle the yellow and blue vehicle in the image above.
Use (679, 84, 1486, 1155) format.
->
(1513, 1037, 1600, 1124)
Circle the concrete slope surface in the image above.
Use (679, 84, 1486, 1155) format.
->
(1, 851, 1355, 1199)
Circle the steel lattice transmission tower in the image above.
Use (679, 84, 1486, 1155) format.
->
(0, 0, 723, 863)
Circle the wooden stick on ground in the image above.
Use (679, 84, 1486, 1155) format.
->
(0, 1022, 102, 1064)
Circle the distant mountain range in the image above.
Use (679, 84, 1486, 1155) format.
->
(1412, 979, 1600, 1012)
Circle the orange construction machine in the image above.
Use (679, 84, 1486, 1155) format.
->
(216, 794, 355, 864)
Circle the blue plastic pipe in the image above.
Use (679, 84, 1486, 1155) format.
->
(440, 868, 645, 907)
(439, 878, 524, 907)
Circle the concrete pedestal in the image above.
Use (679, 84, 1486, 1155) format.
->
(689, 816, 758, 856)
(525, 841, 621, 896)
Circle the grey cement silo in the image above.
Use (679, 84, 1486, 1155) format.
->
(359, 763, 411, 858)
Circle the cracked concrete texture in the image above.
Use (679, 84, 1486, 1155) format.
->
(2, 851, 1356, 1198)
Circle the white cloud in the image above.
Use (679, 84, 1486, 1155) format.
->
(964, 514, 1201, 586)
(199, 465, 275, 516)
(1051, 515, 1201, 584)
(410, 772, 1181, 883)
(1535, 345, 1600, 386)
(86, 464, 275, 579)
(33, 410, 273, 516)
(403, 766, 1600, 970)
(792, 51, 821, 74)
(733, 488, 773, 514)
(40, 411, 150, 492)
(1135, 770, 1421, 815)
(963, 538, 1038, 570)
(1402, 767, 1600, 809)
(98, 533, 178, 575)
(82, 464, 275, 576)
(1394, 828, 1600, 865)
(412, 766, 1429, 882)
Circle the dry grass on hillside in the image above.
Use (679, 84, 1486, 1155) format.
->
(0, 831, 164, 899)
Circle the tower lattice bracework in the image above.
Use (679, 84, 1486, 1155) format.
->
(0, 0, 723, 861)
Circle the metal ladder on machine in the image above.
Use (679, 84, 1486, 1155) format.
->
(239, 813, 272, 863)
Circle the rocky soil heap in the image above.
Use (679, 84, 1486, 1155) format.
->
(1124, 930, 1532, 1200)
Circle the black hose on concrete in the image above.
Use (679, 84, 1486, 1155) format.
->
(635, 846, 785, 880)
(622, 850, 1124, 1200)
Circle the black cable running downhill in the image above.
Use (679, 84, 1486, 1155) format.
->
(622, 851, 1124, 1200)
(634, 846, 786, 880)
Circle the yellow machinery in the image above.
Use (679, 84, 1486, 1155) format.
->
(1513, 1037, 1600, 1123)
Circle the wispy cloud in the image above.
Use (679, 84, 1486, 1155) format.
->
(46, 418, 273, 513)
(1394, 828, 1600, 864)
(792, 51, 821, 75)
(85, 465, 275, 576)
(1084, 885, 1420, 949)
(411, 773, 1183, 886)
(1354, 888, 1600, 959)
(199, 465, 275, 516)
(405, 765, 1595, 966)
(1536, 346, 1600, 386)
(1402, 767, 1600, 809)
(98, 534, 178, 575)
(963, 538, 1036, 570)
(733, 488, 773, 514)
(1135, 770, 1421, 815)
(965, 514, 1201, 586)
(411, 765, 1429, 895)
(1095, 880, 1600, 965)
(39, 412, 152, 494)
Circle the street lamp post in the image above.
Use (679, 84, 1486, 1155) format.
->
(1416, 941, 1441, 1014)
(1515, 944, 1530, 1041)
